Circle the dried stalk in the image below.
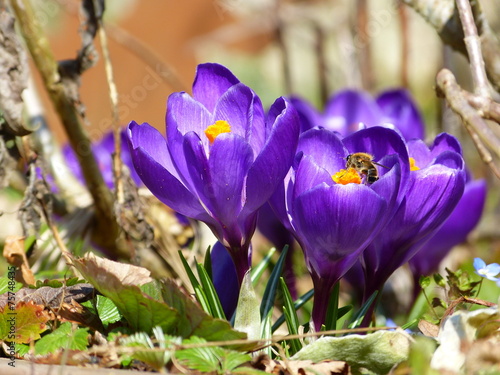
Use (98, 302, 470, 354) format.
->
(10, 0, 129, 258)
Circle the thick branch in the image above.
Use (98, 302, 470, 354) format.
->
(403, 0, 500, 91)
(455, 0, 489, 97)
(436, 69, 500, 178)
(10, 0, 129, 258)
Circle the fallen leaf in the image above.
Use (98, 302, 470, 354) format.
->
(2, 236, 35, 286)
(0, 301, 49, 343)
(418, 319, 439, 338)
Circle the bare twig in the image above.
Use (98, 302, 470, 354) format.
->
(403, 0, 500, 91)
(436, 69, 500, 179)
(10, 0, 129, 258)
(398, 1, 410, 87)
(314, 25, 329, 108)
(455, 0, 489, 97)
(356, 0, 375, 91)
(275, 0, 292, 94)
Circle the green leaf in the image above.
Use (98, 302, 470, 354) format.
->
(178, 250, 211, 314)
(0, 301, 49, 343)
(120, 327, 181, 371)
(175, 336, 251, 374)
(69, 253, 179, 334)
(293, 330, 411, 374)
(348, 290, 378, 329)
(279, 278, 302, 354)
(234, 271, 261, 341)
(324, 282, 340, 332)
(250, 247, 277, 285)
(197, 263, 226, 320)
(0, 277, 22, 295)
(260, 245, 288, 319)
(82, 295, 121, 328)
(273, 288, 314, 332)
(160, 278, 248, 345)
(35, 322, 89, 355)
(203, 245, 213, 280)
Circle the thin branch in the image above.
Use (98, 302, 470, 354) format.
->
(436, 68, 500, 179)
(403, 0, 500, 91)
(356, 0, 375, 91)
(10, 0, 129, 258)
(398, 1, 410, 87)
(275, 0, 292, 94)
(314, 24, 329, 108)
(455, 0, 489, 97)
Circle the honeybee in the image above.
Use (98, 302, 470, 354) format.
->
(346, 152, 389, 184)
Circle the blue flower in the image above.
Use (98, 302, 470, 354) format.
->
(473, 258, 500, 281)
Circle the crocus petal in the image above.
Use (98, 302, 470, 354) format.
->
(296, 128, 348, 173)
(376, 89, 425, 140)
(244, 97, 300, 214)
(289, 95, 323, 132)
(127, 122, 213, 222)
(430, 133, 462, 157)
(293, 183, 387, 280)
(213, 83, 265, 155)
(408, 139, 433, 167)
(409, 179, 487, 276)
(166, 92, 212, 186)
(293, 155, 333, 199)
(324, 89, 384, 135)
(192, 63, 240, 112)
(208, 133, 254, 225)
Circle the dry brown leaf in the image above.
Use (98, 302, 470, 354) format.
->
(252, 354, 350, 375)
(418, 319, 440, 338)
(2, 236, 35, 286)
(0, 283, 95, 310)
(70, 252, 152, 286)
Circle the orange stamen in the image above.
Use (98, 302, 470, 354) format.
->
(204, 120, 231, 143)
(332, 168, 362, 185)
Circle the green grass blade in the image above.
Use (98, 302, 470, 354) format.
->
(348, 290, 378, 329)
(260, 245, 289, 319)
(250, 247, 277, 285)
(324, 282, 340, 332)
(272, 288, 314, 332)
(196, 263, 226, 320)
(178, 250, 211, 315)
(280, 278, 302, 354)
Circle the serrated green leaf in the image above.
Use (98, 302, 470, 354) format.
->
(120, 327, 181, 371)
(0, 302, 49, 343)
(35, 322, 89, 355)
(90, 295, 121, 327)
(175, 336, 251, 374)
(69, 253, 178, 334)
(0, 277, 22, 295)
(160, 279, 248, 345)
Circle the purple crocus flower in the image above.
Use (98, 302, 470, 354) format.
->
(126, 63, 300, 284)
(358, 133, 466, 315)
(270, 126, 409, 330)
(408, 178, 487, 281)
(64, 129, 142, 189)
(290, 89, 425, 141)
